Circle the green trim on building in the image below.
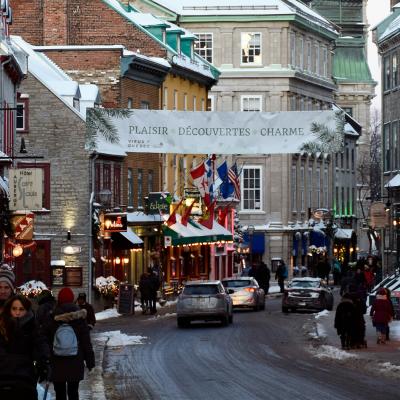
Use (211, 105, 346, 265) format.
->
(181, 38, 192, 58)
(332, 43, 375, 84)
(375, 8, 400, 42)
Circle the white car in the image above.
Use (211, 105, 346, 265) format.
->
(222, 277, 265, 311)
(177, 280, 233, 328)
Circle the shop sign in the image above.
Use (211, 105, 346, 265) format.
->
(164, 236, 172, 247)
(103, 213, 127, 232)
(148, 192, 170, 215)
(10, 212, 34, 240)
(369, 202, 389, 228)
(9, 168, 43, 211)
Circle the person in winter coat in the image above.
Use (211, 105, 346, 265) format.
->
(0, 294, 50, 399)
(43, 287, 95, 400)
(383, 287, 395, 341)
(363, 266, 375, 293)
(0, 266, 15, 314)
(255, 261, 271, 294)
(334, 293, 356, 350)
(370, 288, 394, 344)
(139, 271, 152, 314)
(36, 289, 56, 329)
(275, 260, 287, 293)
(348, 291, 367, 348)
(76, 293, 96, 330)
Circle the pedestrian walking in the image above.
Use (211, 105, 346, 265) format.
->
(76, 293, 96, 330)
(348, 290, 367, 348)
(363, 266, 375, 293)
(139, 270, 152, 314)
(275, 260, 288, 293)
(0, 294, 50, 399)
(149, 269, 160, 315)
(332, 258, 342, 286)
(36, 290, 56, 329)
(43, 287, 95, 400)
(334, 293, 355, 350)
(0, 266, 15, 313)
(255, 261, 270, 294)
(370, 288, 394, 344)
(383, 287, 395, 341)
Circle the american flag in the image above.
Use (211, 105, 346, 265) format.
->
(228, 163, 241, 200)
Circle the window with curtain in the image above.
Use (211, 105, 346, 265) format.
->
(194, 33, 213, 63)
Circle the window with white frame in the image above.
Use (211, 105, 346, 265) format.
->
(299, 37, 304, 70)
(393, 53, 398, 88)
(241, 96, 262, 112)
(16, 104, 25, 131)
(308, 166, 313, 209)
(300, 166, 305, 212)
(183, 93, 188, 111)
(315, 167, 321, 208)
(140, 101, 150, 109)
(290, 96, 297, 111)
(241, 33, 261, 65)
(194, 33, 213, 63)
(242, 166, 262, 210)
(384, 55, 391, 91)
(207, 95, 214, 111)
(127, 98, 133, 109)
(290, 32, 296, 67)
(323, 168, 328, 208)
(335, 186, 339, 214)
(291, 165, 297, 212)
(192, 95, 197, 111)
(163, 87, 168, 110)
(173, 90, 178, 110)
(201, 98, 205, 111)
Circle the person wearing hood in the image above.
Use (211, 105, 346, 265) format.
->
(334, 293, 356, 350)
(370, 288, 394, 344)
(0, 294, 50, 399)
(43, 287, 95, 400)
(0, 266, 15, 313)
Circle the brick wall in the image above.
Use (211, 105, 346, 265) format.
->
(41, 49, 122, 107)
(120, 77, 162, 207)
(10, 0, 167, 58)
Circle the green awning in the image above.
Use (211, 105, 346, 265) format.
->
(162, 214, 233, 246)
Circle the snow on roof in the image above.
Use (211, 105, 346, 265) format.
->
(131, 12, 168, 27)
(129, 51, 171, 68)
(150, 0, 337, 33)
(34, 44, 125, 51)
(380, 14, 400, 41)
(127, 211, 163, 223)
(385, 174, 400, 188)
(335, 228, 354, 240)
(79, 84, 101, 102)
(165, 20, 197, 39)
(173, 52, 214, 79)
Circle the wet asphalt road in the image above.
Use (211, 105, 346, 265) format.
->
(99, 297, 399, 400)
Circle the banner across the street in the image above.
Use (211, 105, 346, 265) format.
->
(89, 110, 341, 154)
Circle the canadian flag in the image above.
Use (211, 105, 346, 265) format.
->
(190, 161, 211, 206)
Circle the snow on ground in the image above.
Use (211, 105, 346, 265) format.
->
(378, 361, 400, 373)
(147, 312, 176, 320)
(94, 330, 147, 347)
(96, 308, 122, 321)
(390, 321, 400, 339)
(314, 309, 330, 319)
(268, 285, 281, 294)
(316, 323, 327, 338)
(312, 345, 357, 360)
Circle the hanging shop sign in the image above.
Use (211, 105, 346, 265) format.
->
(9, 168, 43, 211)
(88, 109, 341, 155)
(103, 213, 127, 233)
(369, 202, 389, 229)
(10, 212, 34, 240)
(147, 192, 170, 215)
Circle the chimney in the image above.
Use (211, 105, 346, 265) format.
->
(43, 0, 68, 45)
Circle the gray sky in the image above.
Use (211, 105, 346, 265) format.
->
(367, 0, 391, 110)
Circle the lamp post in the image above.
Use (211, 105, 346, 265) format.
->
(247, 224, 255, 268)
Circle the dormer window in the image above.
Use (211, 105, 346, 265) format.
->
(73, 97, 80, 111)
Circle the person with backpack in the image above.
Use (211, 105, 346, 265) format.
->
(0, 294, 50, 399)
(43, 287, 95, 400)
(275, 260, 288, 293)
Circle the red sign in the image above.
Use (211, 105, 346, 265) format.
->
(103, 213, 127, 232)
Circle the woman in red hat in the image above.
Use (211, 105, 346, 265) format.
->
(370, 288, 394, 344)
(43, 287, 95, 399)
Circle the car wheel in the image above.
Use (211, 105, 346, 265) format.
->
(221, 315, 229, 327)
(177, 317, 189, 328)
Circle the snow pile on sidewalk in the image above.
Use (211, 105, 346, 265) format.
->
(94, 330, 147, 347)
(390, 321, 400, 339)
(312, 345, 357, 360)
(95, 308, 121, 321)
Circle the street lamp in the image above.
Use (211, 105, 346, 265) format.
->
(247, 224, 255, 268)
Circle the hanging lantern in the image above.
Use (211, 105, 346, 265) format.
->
(12, 244, 23, 258)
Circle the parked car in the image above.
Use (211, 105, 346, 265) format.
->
(282, 277, 334, 313)
(222, 277, 265, 311)
(177, 280, 233, 328)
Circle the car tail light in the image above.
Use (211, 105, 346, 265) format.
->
(244, 287, 255, 293)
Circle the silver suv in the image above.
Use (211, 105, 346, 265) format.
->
(177, 280, 233, 328)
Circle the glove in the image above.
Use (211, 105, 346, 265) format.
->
(37, 360, 51, 383)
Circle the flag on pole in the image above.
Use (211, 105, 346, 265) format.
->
(228, 163, 241, 200)
(190, 160, 212, 206)
(181, 199, 196, 226)
(218, 204, 231, 226)
(217, 161, 234, 199)
(166, 199, 183, 226)
(199, 201, 216, 229)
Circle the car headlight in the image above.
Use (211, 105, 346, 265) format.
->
(309, 292, 320, 298)
(288, 291, 301, 297)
